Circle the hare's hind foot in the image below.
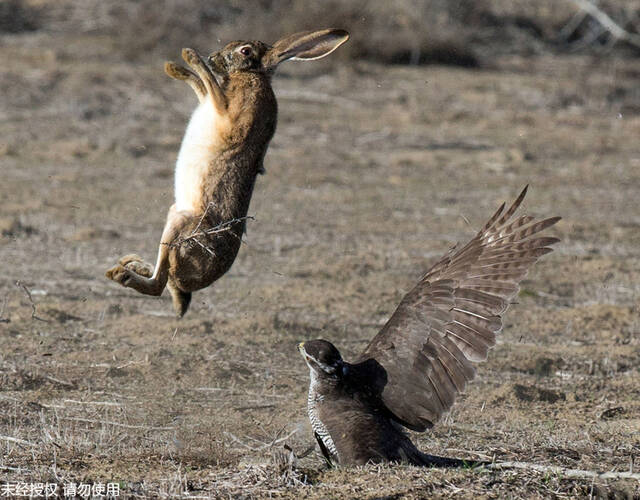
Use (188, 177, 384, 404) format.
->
(118, 254, 154, 277)
(105, 254, 153, 284)
(105, 254, 165, 296)
(105, 263, 135, 287)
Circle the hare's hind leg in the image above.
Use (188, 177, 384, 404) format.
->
(165, 62, 206, 103)
(106, 205, 188, 298)
(117, 254, 153, 277)
(106, 245, 169, 297)
(181, 48, 227, 112)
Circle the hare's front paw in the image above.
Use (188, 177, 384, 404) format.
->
(105, 264, 133, 287)
(181, 48, 199, 65)
(118, 254, 153, 278)
(165, 61, 190, 81)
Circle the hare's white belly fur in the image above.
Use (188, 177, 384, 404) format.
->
(174, 100, 222, 213)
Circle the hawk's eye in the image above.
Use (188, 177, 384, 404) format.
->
(240, 46, 252, 56)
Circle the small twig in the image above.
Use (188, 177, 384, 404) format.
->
(225, 428, 298, 452)
(234, 404, 276, 411)
(191, 215, 254, 240)
(116, 359, 146, 370)
(291, 444, 316, 459)
(190, 237, 216, 256)
(0, 435, 37, 447)
(178, 201, 219, 256)
(44, 375, 75, 388)
(268, 428, 299, 449)
(486, 460, 640, 481)
(459, 213, 473, 230)
(569, 22, 607, 51)
(444, 448, 492, 461)
(0, 296, 9, 323)
(192, 202, 215, 237)
(0, 465, 31, 473)
(57, 416, 174, 431)
(15, 281, 49, 322)
(194, 387, 289, 399)
(168, 213, 254, 256)
(225, 432, 260, 451)
(0, 394, 22, 403)
(63, 399, 123, 406)
(559, 9, 589, 41)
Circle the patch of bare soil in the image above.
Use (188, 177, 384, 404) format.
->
(1, 30, 639, 498)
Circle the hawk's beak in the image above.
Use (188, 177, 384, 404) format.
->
(298, 342, 305, 353)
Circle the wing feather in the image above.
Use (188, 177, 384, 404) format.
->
(358, 187, 560, 431)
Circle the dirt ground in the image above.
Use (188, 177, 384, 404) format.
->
(1, 27, 639, 499)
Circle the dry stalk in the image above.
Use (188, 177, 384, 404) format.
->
(44, 375, 74, 388)
(567, 0, 640, 49)
(15, 281, 48, 322)
(63, 399, 124, 406)
(57, 416, 175, 431)
(0, 435, 37, 448)
(0, 296, 9, 323)
(166, 202, 254, 256)
(0, 465, 31, 473)
(224, 428, 298, 452)
(486, 460, 640, 481)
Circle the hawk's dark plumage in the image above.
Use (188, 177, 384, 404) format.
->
(299, 187, 560, 466)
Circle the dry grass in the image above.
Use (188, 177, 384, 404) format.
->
(1, 2, 640, 498)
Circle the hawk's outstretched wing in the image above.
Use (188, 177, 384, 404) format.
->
(359, 186, 560, 432)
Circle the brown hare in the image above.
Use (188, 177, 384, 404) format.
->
(106, 29, 349, 317)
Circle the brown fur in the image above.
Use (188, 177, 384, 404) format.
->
(106, 29, 349, 316)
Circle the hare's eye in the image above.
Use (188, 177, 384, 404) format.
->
(240, 46, 252, 56)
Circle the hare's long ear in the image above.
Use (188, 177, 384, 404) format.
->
(263, 29, 349, 70)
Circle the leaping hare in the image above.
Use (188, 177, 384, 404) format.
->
(106, 29, 349, 316)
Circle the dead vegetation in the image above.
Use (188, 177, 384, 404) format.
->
(1, 1, 640, 498)
(9, 0, 640, 65)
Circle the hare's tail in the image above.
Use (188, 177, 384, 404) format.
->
(168, 281, 192, 318)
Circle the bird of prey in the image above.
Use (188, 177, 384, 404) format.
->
(298, 187, 560, 466)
